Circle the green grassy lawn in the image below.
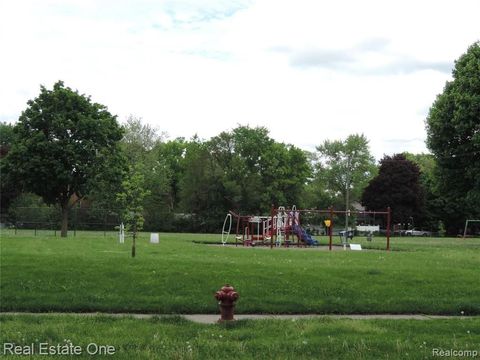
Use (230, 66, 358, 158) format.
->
(1, 230, 479, 315)
(1, 315, 479, 359)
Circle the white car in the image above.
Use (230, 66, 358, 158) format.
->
(405, 229, 431, 237)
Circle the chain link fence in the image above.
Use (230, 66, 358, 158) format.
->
(0, 207, 121, 236)
(0, 206, 219, 234)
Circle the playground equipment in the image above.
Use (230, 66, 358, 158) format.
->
(356, 225, 379, 242)
(463, 219, 480, 238)
(223, 206, 319, 248)
(221, 213, 232, 245)
(222, 206, 392, 251)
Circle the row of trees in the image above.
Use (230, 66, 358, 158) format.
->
(110, 118, 313, 232)
(1, 42, 479, 236)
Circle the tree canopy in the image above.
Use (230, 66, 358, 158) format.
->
(0, 122, 20, 212)
(426, 41, 480, 234)
(315, 134, 377, 228)
(5, 81, 124, 236)
(403, 152, 443, 231)
(361, 154, 425, 227)
(208, 126, 311, 213)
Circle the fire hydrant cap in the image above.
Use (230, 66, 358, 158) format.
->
(222, 284, 234, 292)
(214, 284, 239, 301)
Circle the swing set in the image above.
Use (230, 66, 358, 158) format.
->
(222, 205, 392, 251)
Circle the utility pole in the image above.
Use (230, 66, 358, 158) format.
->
(345, 187, 349, 231)
(345, 158, 351, 232)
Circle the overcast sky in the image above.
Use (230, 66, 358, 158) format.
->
(1, 0, 479, 159)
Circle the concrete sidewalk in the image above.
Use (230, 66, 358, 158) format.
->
(184, 314, 468, 324)
(2, 312, 474, 324)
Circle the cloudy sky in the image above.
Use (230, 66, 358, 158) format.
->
(1, 0, 479, 159)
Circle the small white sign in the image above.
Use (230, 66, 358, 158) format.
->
(150, 233, 159, 244)
(350, 243, 362, 251)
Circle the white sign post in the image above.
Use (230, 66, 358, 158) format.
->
(119, 223, 125, 244)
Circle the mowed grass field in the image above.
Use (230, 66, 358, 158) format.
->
(1, 230, 479, 315)
(1, 230, 479, 359)
(1, 315, 479, 359)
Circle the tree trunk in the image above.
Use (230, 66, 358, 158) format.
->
(61, 206, 69, 237)
(132, 222, 136, 258)
(132, 233, 136, 258)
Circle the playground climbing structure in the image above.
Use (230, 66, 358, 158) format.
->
(222, 206, 392, 251)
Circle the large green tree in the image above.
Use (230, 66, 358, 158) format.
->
(115, 116, 173, 231)
(315, 134, 377, 229)
(208, 126, 272, 213)
(0, 122, 20, 213)
(0, 121, 15, 158)
(155, 138, 189, 212)
(426, 41, 480, 234)
(361, 154, 425, 227)
(5, 81, 124, 236)
(179, 139, 228, 232)
(121, 115, 165, 164)
(403, 152, 443, 230)
(178, 126, 311, 231)
(209, 125, 310, 214)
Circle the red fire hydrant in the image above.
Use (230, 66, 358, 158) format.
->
(214, 284, 239, 322)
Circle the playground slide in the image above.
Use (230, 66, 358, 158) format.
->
(293, 224, 319, 246)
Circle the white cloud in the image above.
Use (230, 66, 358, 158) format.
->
(1, 0, 479, 159)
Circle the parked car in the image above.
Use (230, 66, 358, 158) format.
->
(405, 229, 431, 237)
